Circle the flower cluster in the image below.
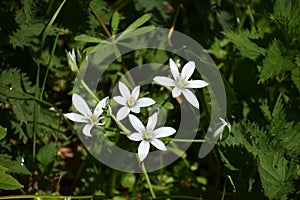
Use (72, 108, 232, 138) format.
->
(64, 58, 227, 162)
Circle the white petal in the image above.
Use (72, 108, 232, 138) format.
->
(116, 106, 130, 121)
(172, 87, 182, 97)
(119, 81, 131, 98)
(64, 113, 89, 123)
(213, 125, 225, 139)
(136, 98, 155, 107)
(94, 97, 108, 118)
(113, 96, 127, 106)
(150, 138, 166, 151)
(185, 80, 208, 89)
(169, 58, 180, 80)
(130, 105, 140, 113)
(153, 76, 175, 87)
(128, 132, 143, 141)
(153, 127, 176, 138)
(82, 124, 93, 137)
(72, 94, 92, 116)
(131, 86, 140, 101)
(129, 114, 145, 133)
(181, 61, 195, 80)
(146, 112, 158, 130)
(182, 89, 199, 109)
(138, 141, 150, 162)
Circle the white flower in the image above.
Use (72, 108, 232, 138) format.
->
(213, 118, 231, 140)
(128, 112, 176, 162)
(153, 58, 208, 109)
(113, 81, 155, 121)
(64, 94, 108, 137)
(66, 48, 78, 73)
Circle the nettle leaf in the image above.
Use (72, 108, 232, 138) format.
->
(11, 121, 28, 144)
(259, 39, 295, 82)
(0, 68, 34, 99)
(7, 157, 32, 176)
(37, 142, 56, 165)
(221, 96, 298, 199)
(0, 165, 23, 190)
(9, 23, 45, 48)
(271, 97, 300, 155)
(0, 125, 7, 140)
(291, 68, 300, 92)
(224, 29, 266, 60)
(15, 0, 35, 25)
(273, 0, 300, 36)
(258, 151, 295, 199)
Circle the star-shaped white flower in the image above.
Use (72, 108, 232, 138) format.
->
(113, 81, 155, 121)
(153, 58, 208, 109)
(213, 118, 231, 140)
(64, 94, 109, 137)
(128, 112, 176, 162)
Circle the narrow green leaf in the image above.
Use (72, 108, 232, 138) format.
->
(41, 0, 66, 36)
(111, 11, 120, 35)
(124, 13, 151, 32)
(74, 34, 103, 43)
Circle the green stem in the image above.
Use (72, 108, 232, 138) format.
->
(110, 113, 131, 135)
(0, 195, 93, 200)
(40, 32, 59, 99)
(172, 139, 205, 143)
(141, 162, 156, 199)
(80, 79, 100, 101)
(0, 85, 53, 107)
(89, 2, 112, 38)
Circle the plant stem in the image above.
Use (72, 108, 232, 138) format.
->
(0, 195, 93, 200)
(141, 162, 156, 199)
(80, 79, 100, 102)
(89, 2, 112, 38)
(110, 113, 131, 135)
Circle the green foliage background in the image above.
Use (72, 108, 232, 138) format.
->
(0, 0, 299, 199)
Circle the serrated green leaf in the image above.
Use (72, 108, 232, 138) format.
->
(0, 165, 23, 190)
(7, 157, 32, 175)
(9, 23, 45, 48)
(259, 39, 295, 82)
(273, 0, 300, 36)
(258, 151, 295, 199)
(291, 68, 300, 92)
(0, 125, 7, 140)
(11, 121, 28, 144)
(259, 99, 272, 121)
(37, 142, 56, 165)
(224, 30, 266, 60)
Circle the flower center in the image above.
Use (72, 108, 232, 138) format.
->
(90, 115, 98, 124)
(127, 97, 136, 107)
(144, 131, 153, 141)
(176, 77, 186, 88)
